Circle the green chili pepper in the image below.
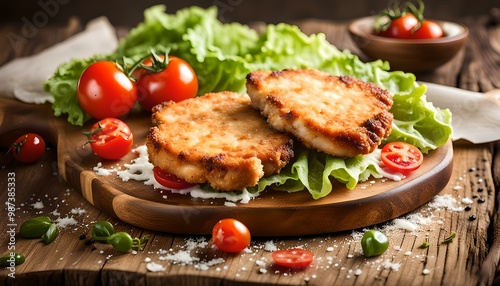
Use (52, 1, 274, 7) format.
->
(42, 223, 59, 244)
(361, 229, 389, 257)
(0, 253, 26, 267)
(107, 232, 133, 252)
(19, 216, 52, 238)
(92, 221, 115, 240)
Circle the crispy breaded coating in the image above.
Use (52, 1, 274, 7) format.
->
(246, 69, 393, 157)
(146, 91, 294, 191)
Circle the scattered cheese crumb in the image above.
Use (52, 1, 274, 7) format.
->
(383, 260, 401, 271)
(70, 208, 86, 215)
(31, 201, 44, 209)
(393, 218, 418, 232)
(255, 260, 266, 267)
(264, 241, 278, 252)
(428, 194, 463, 212)
(146, 262, 166, 272)
(461, 197, 473, 204)
(224, 202, 237, 207)
(55, 216, 78, 229)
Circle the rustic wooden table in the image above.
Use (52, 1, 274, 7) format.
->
(0, 9, 499, 286)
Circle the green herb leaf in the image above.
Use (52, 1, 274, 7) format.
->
(419, 238, 430, 249)
(0, 253, 26, 267)
(91, 221, 115, 240)
(442, 231, 457, 244)
(42, 223, 59, 244)
(19, 216, 52, 238)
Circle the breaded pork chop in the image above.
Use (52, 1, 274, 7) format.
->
(146, 91, 294, 191)
(246, 69, 394, 157)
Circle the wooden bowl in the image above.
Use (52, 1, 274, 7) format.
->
(348, 16, 468, 73)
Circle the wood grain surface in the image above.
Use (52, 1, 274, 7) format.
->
(0, 10, 499, 286)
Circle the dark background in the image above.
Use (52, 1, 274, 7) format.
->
(0, 0, 498, 27)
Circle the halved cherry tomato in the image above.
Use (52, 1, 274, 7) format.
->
(377, 13, 419, 38)
(77, 61, 138, 119)
(136, 56, 198, 111)
(212, 218, 251, 253)
(410, 20, 443, 39)
(85, 118, 133, 160)
(272, 249, 314, 269)
(153, 167, 194, 190)
(11, 133, 45, 163)
(380, 141, 423, 175)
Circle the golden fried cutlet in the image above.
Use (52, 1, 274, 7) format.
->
(246, 69, 393, 157)
(146, 91, 294, 191)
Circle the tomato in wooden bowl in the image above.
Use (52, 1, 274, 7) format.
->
(348, 16, 468, 73)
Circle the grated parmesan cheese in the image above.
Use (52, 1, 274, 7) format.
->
(93, 145, 259, 204)
(383, 260, 401, 271)
(428, 194, 464, 212)
(264, 241, 278, 252)
(55, 216, 78, 229)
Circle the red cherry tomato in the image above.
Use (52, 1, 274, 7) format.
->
(136, 56, 198, 111)
(11, 133, 46, 163)
(380, 141, 423, 175)
(410, 20, 444, 39)
(377, 13, 419, 38)
(153, 167, 195, 190)
(77, 61, 138, 119)
(131, 54, 165, 80)
(212, 218, 251, 253)
(86, 118, 133, 160)
(272, 249, 314, 269)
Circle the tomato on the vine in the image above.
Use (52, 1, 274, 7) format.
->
(410, 20, 444, 39)
(272, 249, 314, 269)
(212, 218, 251, 253)
(77, 61, 138, 119)
(11, 133, 46, 163)
(374, 0, 443, 39)
(153, 167, 195, 190)
(380, 141, 423, 175)
(377, 13, 419, 39)
(85, 118, 133, 160)
(136, 55, 198, 111)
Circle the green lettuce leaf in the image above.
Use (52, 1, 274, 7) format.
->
(44, 5, 453, 198)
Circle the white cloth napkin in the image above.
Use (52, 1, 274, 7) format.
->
(0, 17, 118, 104)
(422, 82, 500, 144)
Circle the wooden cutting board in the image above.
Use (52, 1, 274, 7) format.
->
(0, 97, 453, 236)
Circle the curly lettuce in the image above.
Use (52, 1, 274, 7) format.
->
(44, 5, 453, 198)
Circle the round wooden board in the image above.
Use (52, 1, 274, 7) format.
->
(1, 98, 453, 236)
